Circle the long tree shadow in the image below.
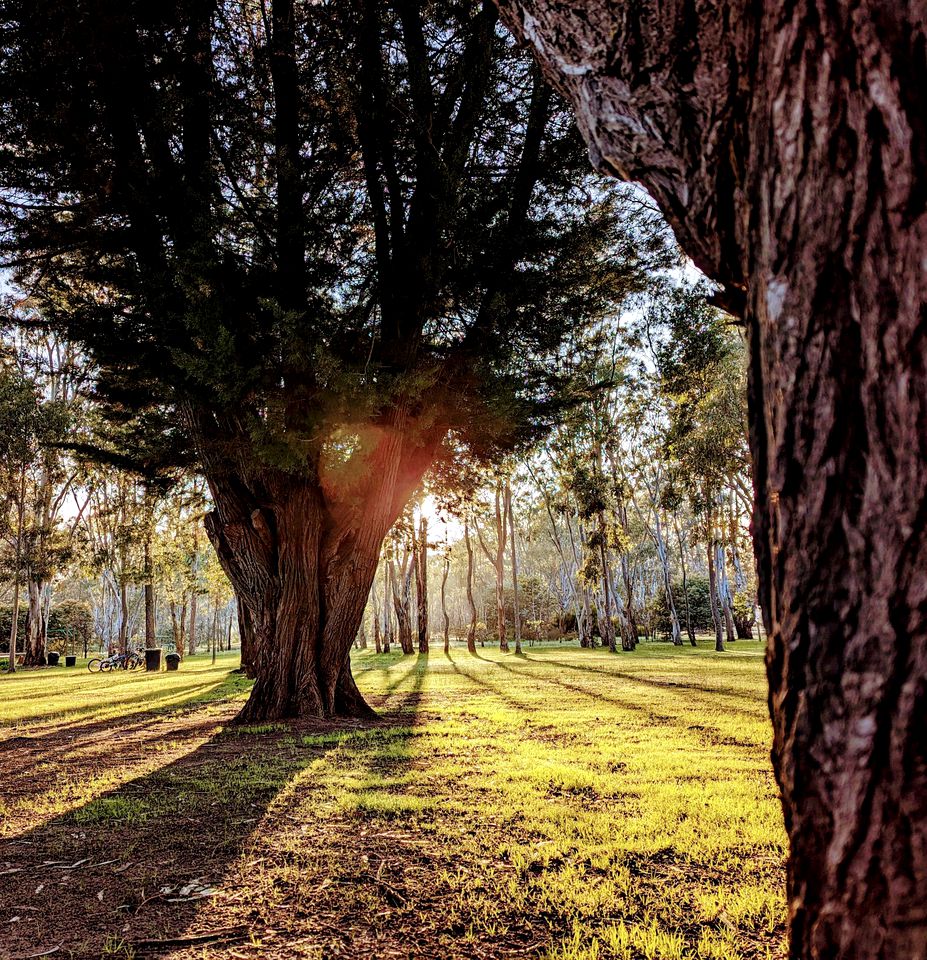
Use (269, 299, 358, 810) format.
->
(445, 651, 542, 715)
(2, 670, 251, 733)
(525, 653, 766, 711)
(0, 662, 429, 960)
(477, 656, 766, 746)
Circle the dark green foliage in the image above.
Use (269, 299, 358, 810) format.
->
(0, 600, 93, 653)
(0, 0, 672, 481)
(652, 576, 715, 635)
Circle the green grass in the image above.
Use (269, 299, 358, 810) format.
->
(0, 649, 249, 729)
(0, 641, 787, 958)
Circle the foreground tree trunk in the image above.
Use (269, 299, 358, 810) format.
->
(496, 1, 927, 955)
(206, 477, 377, 721)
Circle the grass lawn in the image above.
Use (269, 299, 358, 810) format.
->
(0, 642, 786, 959)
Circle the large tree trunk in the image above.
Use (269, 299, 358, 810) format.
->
(206, 477, 377, 721)
(495, 1, 927, 955)
(201, 415, 439, 721)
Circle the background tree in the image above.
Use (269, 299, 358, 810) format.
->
(0, 0, 670, 719)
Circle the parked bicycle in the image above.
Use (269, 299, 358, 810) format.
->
(88, 650, 145, 672)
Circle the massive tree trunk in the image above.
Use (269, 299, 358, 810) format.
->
(201, 416, 439, 722)
(206, 476, 378, 721)
(495, 1, 927, 955)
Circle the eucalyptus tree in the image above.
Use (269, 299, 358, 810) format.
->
(0, 365, 59, 670)
(656, 287, 750, 652)
(0, 0, 664, 718)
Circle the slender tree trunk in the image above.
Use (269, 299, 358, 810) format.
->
(597, 520, 617, 653)
(144, 537, 156, 650)
(673, 514, 697, 646)
(372, 578, 383, 654)
(464, 519, 477, 653)
(7, 465, 27, 673)
(441, 552, 450, 655)
(416, 513, 429, 654)
(706, 529, 724, 653)
(189, 537, 199, 658)
(117, 579, 129, 655)
(389, 546, 414, 655)
(715, 542, 736, 644)
(381, 560, 392, 654)
(494, 483, 508, 651)
(655, 511, 683, 646)
(506, 481, 522, 655)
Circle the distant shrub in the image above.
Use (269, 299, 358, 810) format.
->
(48, 600, 95, 653)
(0, 599, 94, 653)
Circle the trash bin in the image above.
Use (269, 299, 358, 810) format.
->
(47, 651, 60, 666)
(165, 653, 181, 672)
(65, 655, 76, 667)
(144, 648, 163, 672)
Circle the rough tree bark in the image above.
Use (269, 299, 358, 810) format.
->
(495, 1, 927, 955)
(23, 581, 48, 666)
(200, 415, 439, 722)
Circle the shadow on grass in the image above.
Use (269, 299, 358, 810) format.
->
(521, 654, 765, 717)
(527, 652, 764, 700)
(0, 663, 428, 960)
(1, 670, 252, 733)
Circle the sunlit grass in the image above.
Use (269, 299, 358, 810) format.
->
(1, 641, 786, 958)
(0, 650, 248, 729)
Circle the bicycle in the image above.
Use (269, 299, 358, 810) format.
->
(88, 650, 145, 672)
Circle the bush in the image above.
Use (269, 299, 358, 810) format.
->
(0, 599, 94, 654)
(652, 575, 715, 636)
(48, 600, 94, 653)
